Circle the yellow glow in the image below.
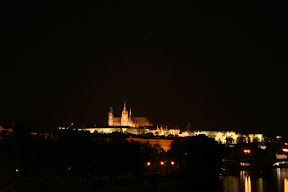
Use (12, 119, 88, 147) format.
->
(285, 178, 288, 192)
(240, 162, 251, 167)
(15, 169, 19, 172)
(128, 138, 173, 152)
(244, 149, 251, 154)
(147, 162, 151, 166)
(160, 161, 164, 165)
(283, 148, 288, 152)
(245, 175, 252, 192)
(171, 161, 175, 165)
(285, 143, 288, 145)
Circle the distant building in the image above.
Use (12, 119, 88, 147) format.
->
(192, 130, 264, 144)
(77, 102, 265, 145)
(145, 127, 264, 144)
(148, 125, 182, 137)
(108, 102, 153, 128)
(78, 126, 149, 135)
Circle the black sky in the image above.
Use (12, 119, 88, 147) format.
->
(1, 1, 287, 136)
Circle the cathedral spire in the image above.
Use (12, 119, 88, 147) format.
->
(123, 101, 126, 112)
(108, 107, 114, 126)
(129, 108, 131, 117)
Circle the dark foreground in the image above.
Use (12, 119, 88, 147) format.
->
(0, 175, 221, 192)
(4, 168, 288, 192)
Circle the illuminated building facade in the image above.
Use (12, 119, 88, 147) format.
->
(78, 126, 263, 145)
(145, 127, 263, 144)
(192, 131, 264, 144)
(77, 102, 265, 145)
(108, 102, 153, 128)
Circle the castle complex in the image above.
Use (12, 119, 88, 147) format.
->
(76, 102, 264, 145)
(108, 102, 153, 128)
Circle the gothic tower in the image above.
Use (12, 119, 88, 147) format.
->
(129, 108, 132, 119)
(108, 107, 114, 126)
(129, 108, 132, 126)
(121, 101, 129, 126)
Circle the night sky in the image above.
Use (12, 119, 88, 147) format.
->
(1, 1, 287, 136)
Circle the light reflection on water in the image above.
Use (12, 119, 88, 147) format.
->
(222, 175, 239, 192)
(285, 178, 288, 192)
(222, 168, 288, 192)
(244, 173, 251, 192)
(276, 168, 288, 192)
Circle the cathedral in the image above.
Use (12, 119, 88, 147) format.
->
(108, 102, 153, 128)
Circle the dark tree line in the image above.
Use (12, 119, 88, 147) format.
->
(0, 124, 156, 183)
(0, 123, 226, 192)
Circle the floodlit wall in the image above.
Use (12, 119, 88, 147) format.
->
(193, 131, 264, 144)
(178, 131, 191, 137)
(79, 128, 128, 134)
(147, 129, 181, 136)
(276, 154, 287, 160)
(78, 127, 264, 144)
(125, 128, 149, 135)
(247, 134, 264, 142)
(78, 127, 149, 135)
(127, 138, 173, 152)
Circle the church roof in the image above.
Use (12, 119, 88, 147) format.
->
(113, 117, 121, 123)
(131, 117, 149, 122)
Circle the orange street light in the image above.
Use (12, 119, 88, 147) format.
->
(283, 148, 288, 152)
(147, 162, 151, 166)
(160, 161, 164, 165)
(171, 161, 175, 165)
(244, 149, 251, 154)
(15, 169, 19, 172)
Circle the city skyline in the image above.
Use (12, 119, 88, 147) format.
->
(1, 2, 288, 191)
(1, 1, 286, 137)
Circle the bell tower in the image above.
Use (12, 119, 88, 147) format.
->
(108, 107, 114, 126)
(121, 101, 129, 126)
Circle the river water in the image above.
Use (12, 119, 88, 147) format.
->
(221, 168, 288, 192)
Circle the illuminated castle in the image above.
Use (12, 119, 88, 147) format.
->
(108, 102, 153, 128)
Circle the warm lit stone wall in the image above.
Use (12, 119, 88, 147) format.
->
(78, 127, 263, 145)
(127, 138, 173, 152)
(192, 131, 264, 144)
(79, 128, 128, 134)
